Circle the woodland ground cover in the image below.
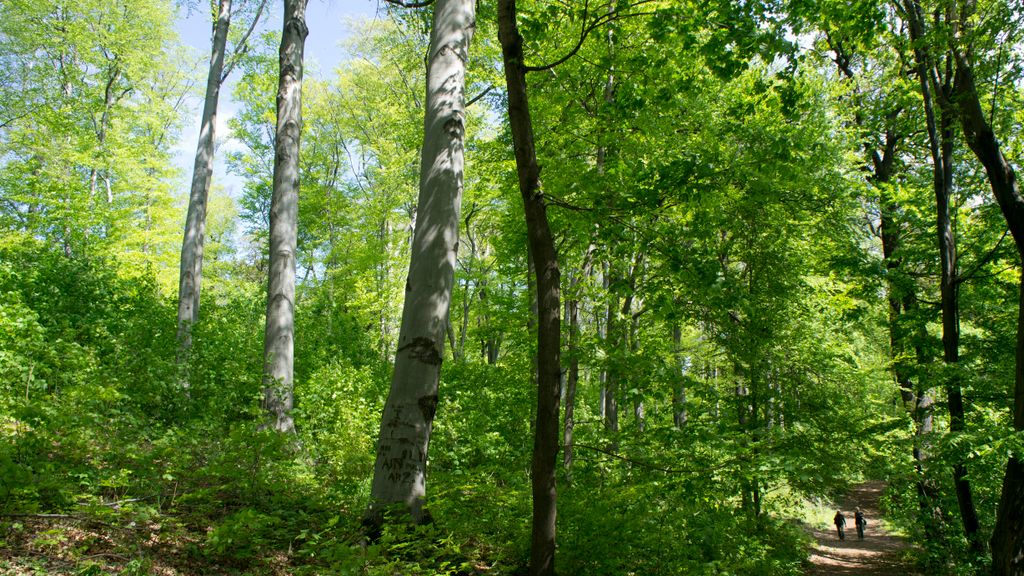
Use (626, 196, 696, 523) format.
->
(0, 230, 1000, 574)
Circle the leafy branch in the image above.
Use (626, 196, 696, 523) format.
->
(221, 0, 270, 83)
(958, 230, 1010, 286)
(524, 0, 660, 73)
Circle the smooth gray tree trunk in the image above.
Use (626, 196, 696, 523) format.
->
(177, 0, 267, 378)
(672, 324, 688, 428)
(603, 268, 619, 435)
(366, 0, 475, 525)
(563, 244, 594, 478)
(262, 0, 308, 434)
(177, 0, 232, 370)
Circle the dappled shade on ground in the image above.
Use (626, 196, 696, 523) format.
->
(806, 481, 920, 576)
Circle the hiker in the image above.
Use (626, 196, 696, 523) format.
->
(855, 508, 867, 540)
(833, 510, 847, 541)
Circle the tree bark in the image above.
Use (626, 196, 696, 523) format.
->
(177, 0, 232, 375)
(630, 309, 644, 431)
(672, 324, 688, 428)
(366, 0, 475, 525)
(497, 1, 561, 574)
(478, 278, 501, 364)
(562, 284, 578, 479)
(936, 106, 984, 555)
(622, 249, 643, 432)
(262, 0, 308, 434)
(902, 1, 983, 549)
(563, 244, 594, 478)
(950, 40, 1024, 576)
(603, 267, 619, 435)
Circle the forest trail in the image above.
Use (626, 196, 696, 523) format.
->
(804, 481, 920, 576)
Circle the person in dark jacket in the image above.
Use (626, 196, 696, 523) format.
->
(833, 510, 847, 541)
(854, 508, 867, 540)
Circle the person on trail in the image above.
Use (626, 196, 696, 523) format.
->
(833, 510, 847, 541)
(854, 508, 866, 540)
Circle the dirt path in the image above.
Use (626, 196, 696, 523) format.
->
(805, 481, 920, 576)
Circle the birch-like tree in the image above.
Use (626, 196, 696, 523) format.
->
(177, 0, 266, 372)
(262, 0, 308, 433)
(366, 0, 476, 525)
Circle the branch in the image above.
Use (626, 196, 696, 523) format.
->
(221, 0, 270, 83)
(573, 443, 695, 473)
(82, 553, 130, 561)
(0, 513, 75, 519)
(988, 42, 1006, 127)
(523, 0, 659, 73)
(958, 230, 1010, 285)
(0, 111, 31, 130)
(824, 29, 856, 80)
(466, 84, 494, 107)
(572, 443, 750, 476)
(525, 0, 590, 74)
(382, 0, 435, 7)
(99, 496, 154, 508)
(545, 193, 594, 212)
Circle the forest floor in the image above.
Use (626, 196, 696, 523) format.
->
(804, 481, 921, 576)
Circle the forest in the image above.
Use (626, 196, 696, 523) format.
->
(0, 0, 1022, 574)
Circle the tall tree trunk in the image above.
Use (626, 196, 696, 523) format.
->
(478, 279, 501, 364)
(951, 44, 1024, 576)
(602, 266, 619, 435)
(673, 324, 688, 428)
(366, 0, 475, 526)
(498, 2, 562, 574)
(735, 363, 758, 518)
(564, 244, 595, 478)
(456, 276, 471, 361)
(528, 245, 539, 384)
(456, 205, 481, 362)
(902, 293, 943, 530)
(878, 152, 915, 409)
(629, 306, 643, 431)
(903, 0, 983, 549)
(935, 104, 983, 556)
(830, 35, 914, 414)
(597, 13, 620, 440)
(879, 146, 947, 539)
(621, 249, 643, 432)
(562, 284, 579, 479)
(262, 0, 308, 434)
(597, 269, 608, 421)
(177, 0, 232, 374)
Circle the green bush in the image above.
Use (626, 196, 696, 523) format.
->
(206, 507, 284, 561)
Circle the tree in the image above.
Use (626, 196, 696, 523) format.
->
(822, 22, 951, 542)
(497, 1, 562, 572)
(261, 0, 308, 434)
(897, 0, 984, 550)
(366, 0, 477, 524)
(177, 0, 267, 376)
(0, 0, 186, 269)
(895, 0, 1024, 566)
(948, 9, 1024, 574)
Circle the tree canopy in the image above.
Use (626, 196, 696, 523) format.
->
(1, 0, 1022, 574)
